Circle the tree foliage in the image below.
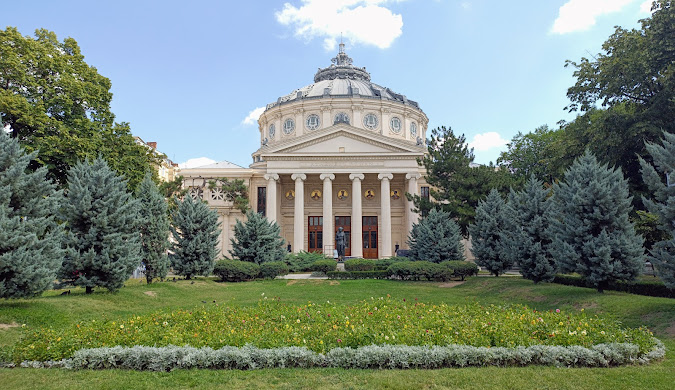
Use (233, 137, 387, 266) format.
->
(59, 157, 141, 294)
(208, 178, 249, 213)
(504, 175, 556, 283)
(136, 173, 170, 284)
(0, 27, 159, 190)
(0, 132, 64, 298)
(409, 126, 516, 237)
(548, 152, 644, 292)
(469, 189, 513, 277)
(407, 209, 464, 263)
(170, 195, 221, 279)
(229, 210, 286, 264)
(497, 125, 563, 185)
(639, 131, 675, 288)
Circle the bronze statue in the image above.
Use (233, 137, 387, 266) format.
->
(336, 226, 346, 261)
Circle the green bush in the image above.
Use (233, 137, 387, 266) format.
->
(311, 260, 337, 274)
(442, 261, 479, 281)
(553, 274, 675, 298)
(344, 259, 375, 271)
(326, 271, 389, 280)
(374, 257, 409, 270)
(259, 261, 289, 279)
(386, 261, 452, 281)
(213, 259, 260, 282)
(285, 251, 330, 272)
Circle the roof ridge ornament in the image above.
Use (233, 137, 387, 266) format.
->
(314, 41, 370, 83)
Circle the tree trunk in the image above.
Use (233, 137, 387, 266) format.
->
(85, 286, 93, 294)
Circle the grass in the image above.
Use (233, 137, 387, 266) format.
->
(1, 277, 674, 389)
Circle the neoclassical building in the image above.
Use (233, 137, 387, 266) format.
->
(181, 44, 429, 259)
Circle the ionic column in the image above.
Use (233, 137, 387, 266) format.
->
(291, 173, 306, 253)
(349, 173, 365, 258)
(320, 173, 335, 255)
(264, 173, 279, 224)
(405, 172, 421, 238)
(378, 173, 394, 258)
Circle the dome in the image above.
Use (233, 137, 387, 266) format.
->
(264, 43, 422, 113)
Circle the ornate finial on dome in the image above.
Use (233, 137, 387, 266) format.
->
(331, 39, 353, 66)
(315, 39, 370, 82)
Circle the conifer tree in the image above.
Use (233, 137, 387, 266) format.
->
(0, 132, 64, 298)
(170, 194, 221, 279)
(408, 209, 465, 263)
(59, 157, 141, 294)
(229, 210, 286, 264)
(469, 189, 512, 276)
(548, 152, 644, 292)
(504, 175, 556, 283)
(639, 131, 675, 288)
(136, 173, 170, 284)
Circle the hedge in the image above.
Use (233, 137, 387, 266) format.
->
(553, 275, 675, 298)
(344, 259, 376, 271)
(311, 259, 337, 274)
(284, 251, 331, 272)
(213, 260, 260, 282)
(442, 261, 479, 281)
(327, 271, 389, 280)
(374, 257, 409, 270)
(13, 340, 665, 370)
(386, 261, 453, 281)
(259, 261, 289, 279)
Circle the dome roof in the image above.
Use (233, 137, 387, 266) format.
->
(264, 43, 422, 112)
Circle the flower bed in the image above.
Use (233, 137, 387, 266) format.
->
(10, 297, 659, 364)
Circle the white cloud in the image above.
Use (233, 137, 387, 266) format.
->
(179, 157, 217, 169)
(639, 0, 655, 13)
(551, 0, 635, 34)
(276, 0, 404, 50)
(242, 106, 265, 126)
(468, 132, 508, 152)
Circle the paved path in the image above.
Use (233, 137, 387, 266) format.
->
(278, 273, 328, 280)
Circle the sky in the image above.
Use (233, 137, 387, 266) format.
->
(3, 0, 656, 168)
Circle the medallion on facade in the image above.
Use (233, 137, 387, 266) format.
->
(305, 114, 320, 130)
(285, 190, 295, 200)
(390, 116, 402, 134)
(364, 189, 376, 200)
(363, 113, 378, 130)
(410, 122, 417, 139)
(310, 189, 322, 201)
(283, 118, 295, 134)
(391, 189, 402, 200)
(337, 189, 349, 200)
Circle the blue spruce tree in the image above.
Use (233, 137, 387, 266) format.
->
(407, 208, 464, 263)
(469, 189, 512, 276)
(0, 132, 64, 298)
(170, 194, 221, 279)
(59, 157, 141, 294)
(548, 152, 644, 292)
(504, 175, 556, 283)
(230, 210, 286, 264)
(136, 173, 170, 284)
(639, 131, 675, 288)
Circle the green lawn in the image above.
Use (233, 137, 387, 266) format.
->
(1, 277, 673, 389)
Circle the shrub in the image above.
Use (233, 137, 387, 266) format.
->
(344, 259, 375, 271)
(311, 260, 336, 274)
(386, 261, 452, 281)
(408, 209, 464, 263)
(213, 259, 260, 282)
(442, 261, 479, 281)
(553, 275, 675, 298)
(259, 261, 289, 279)
(326, 271, 389, 280)
(374, 257, 409, 270)
(285, 251, 330, 272)
(229, 211, 286, 264)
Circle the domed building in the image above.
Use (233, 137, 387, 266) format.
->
(181, 44, 429, 259)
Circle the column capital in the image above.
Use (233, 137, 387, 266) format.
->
(264, 173, 280, 181)
(320, 173, 335, 181)
(291, 173, 307, 181)
(349, 173, 365, 181)
(378, 173, 394, 181)
(405, 172, 421, 180)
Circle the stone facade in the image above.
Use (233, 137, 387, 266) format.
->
(180, 45, 429, 259)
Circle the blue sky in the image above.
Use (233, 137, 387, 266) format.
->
(3, 0, 655, 167)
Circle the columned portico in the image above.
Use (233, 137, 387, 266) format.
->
(406, 172, 421, 234)
(349, 173, 365, 258)
(291, 173, 306, 252)
(378, 173, 394, 258)
(264, 173, 279, 224)
(320, 173, 335, 254)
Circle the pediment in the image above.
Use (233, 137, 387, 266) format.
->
(262, 124, 423, 156)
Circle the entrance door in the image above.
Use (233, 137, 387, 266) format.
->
(335, 216, 351, 257)
(308, 216, 323, 253)
(362, 216, 378, 259)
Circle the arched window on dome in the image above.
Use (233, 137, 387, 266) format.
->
(334, 112, 350, 125)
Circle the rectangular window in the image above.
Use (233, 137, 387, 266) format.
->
(257, 187, 266, 216)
